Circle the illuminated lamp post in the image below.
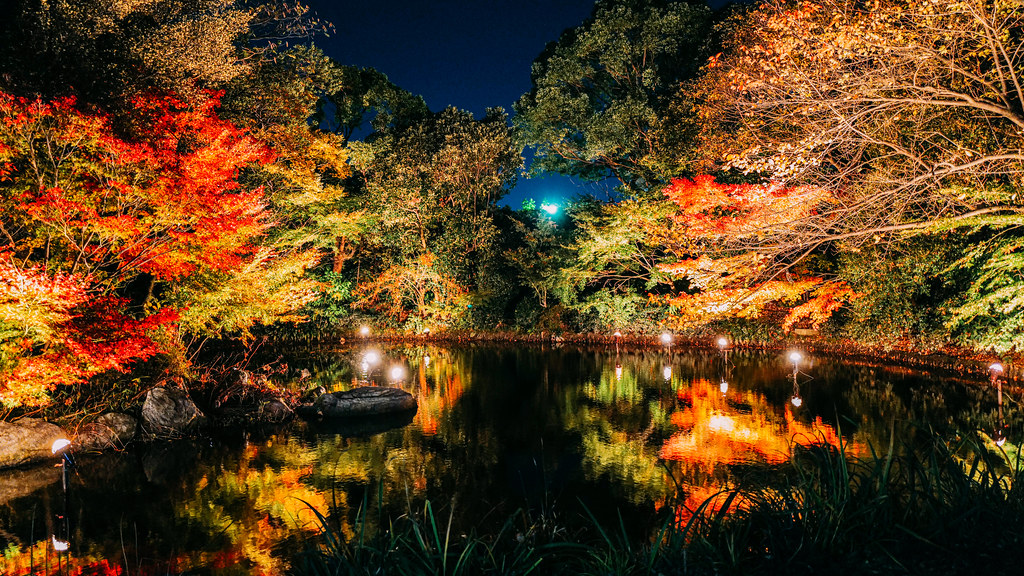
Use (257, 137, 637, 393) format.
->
(51, 439, 72, 565)
(660, 332, 673, 347)
(991, 362, 1007, 446)
(359, 325, 371, 338)
(788, 351, 803, 407)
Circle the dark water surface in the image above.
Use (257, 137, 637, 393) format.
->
(1, 344, 1017, 574)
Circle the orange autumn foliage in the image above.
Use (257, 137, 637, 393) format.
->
(0, 89, 281, 407)
(654, 176, 857, 329)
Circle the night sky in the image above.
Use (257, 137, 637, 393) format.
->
(305, 0, 733, 207)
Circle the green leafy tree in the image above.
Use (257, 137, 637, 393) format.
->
(346, 107, 521, 329)
(514, 0, 711, 194)
(0, 0, 327, 107)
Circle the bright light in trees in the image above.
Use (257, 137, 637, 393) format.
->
(660, 332, 673, 345)
(363, 351, 380, 365)
(717, 337, 728, 349)
(389, 365, 405, 381)
(359, 326, 370, 337)
(540, 202, 559, 215)
(990, 362, 1004, 374)
(788, 351, 802, 366)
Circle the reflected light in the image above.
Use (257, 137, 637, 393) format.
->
(424, 355, 431, 367)
(660, 332, 673, 345)
(51, 438, 71, 454)
(389, 365, 405, 381)
(362, 351, 380, 365)
(708, 413, 736, 432)
(615, 364, 622, 381)
(663, 365, 672, 380)
(791, 395, 803, 407)
(720, 380, 729, 395)
(359, 325, 370, 337)
(52, 536, 69, 551)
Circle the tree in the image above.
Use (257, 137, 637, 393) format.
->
(0, 0, 328, 106)
(653, 176, 858, 330)
(697, 0, 1024, 262)
(0, 89, 320, 405)
(514, 0, 712, 194)
(346, 107, 521, 328)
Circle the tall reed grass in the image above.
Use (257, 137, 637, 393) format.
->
(294, 430, 1024, 575)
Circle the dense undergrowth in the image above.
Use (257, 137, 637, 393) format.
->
(294, 431, 1024, 575)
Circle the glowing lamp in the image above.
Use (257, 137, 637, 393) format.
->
(359, 325, 370, 337)
(613, 330, 621, 337)
(660, 332, 673, 346)
(52, 536, 70, 551)
(540, 202, 559, 215)
(424, 354, 431, 367)
(663, 365, 672, 380)
(990, 362, 1004, 374)
(788, 351, 803, 366)
(389, 365, 405, 381)
(362, 351, 380, 365)
(720, 380, 729, 395)
(51, 439, 71, 455)
(717, 337, 728, 350)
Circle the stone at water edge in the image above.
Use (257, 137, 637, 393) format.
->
(141, 387, 204, 435)
(0, 418, 68, 469)
(258, 398, 294, 423)
(314, 386, 417, 418)
(74, 413, 138, 451)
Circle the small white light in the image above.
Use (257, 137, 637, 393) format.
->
(660, 332, 672, 345)
(360, 362, 369, 373)
(52, 536, 69, 551)
(615, 365, 622, 381)
(990, 362, 1004, 374)
(359, 325, 370, 337)
(663, 366, 672, 380)
(717, 337, 728, 350)
(997, 436, 1007, 447)
(791, 395, 803, 407)
(540, 202, 559, 215)
(363, 351, 380, 365)
(424, 355, 431, 367)
(423, 328, 431, 335)
(788, 351, 803, 365)
(51, 439, 71, 455)
(613, 330, 621, 337)
(389, 365, 405, 380)
(720, 380, 729, 394)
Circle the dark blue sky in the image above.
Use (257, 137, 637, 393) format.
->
(305, 1, 729, 207)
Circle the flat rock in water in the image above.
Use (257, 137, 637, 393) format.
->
(314, 387, 417, 418)
(0, 418, 68, 469)
(141, 387, 204, 436)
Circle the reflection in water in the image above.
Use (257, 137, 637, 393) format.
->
(0, 345, 1017, 574)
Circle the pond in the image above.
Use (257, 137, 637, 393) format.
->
(0, 343, 1015, 575)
